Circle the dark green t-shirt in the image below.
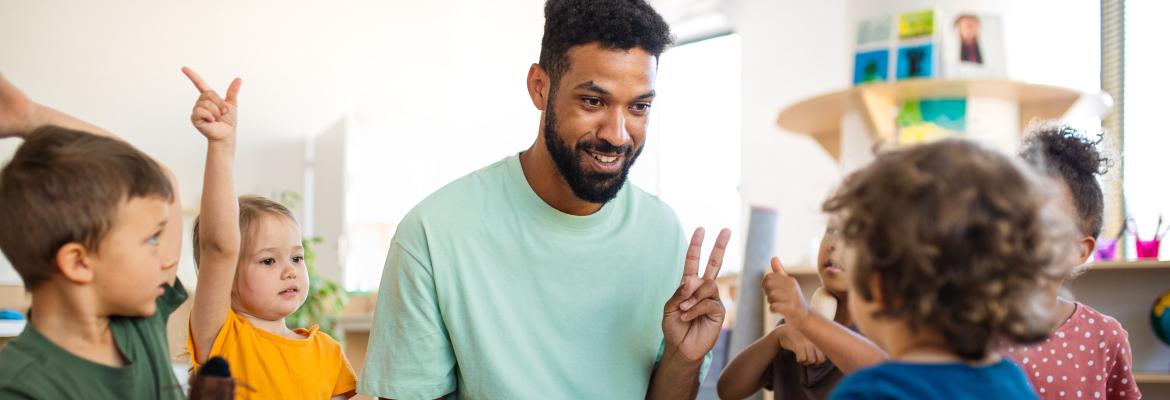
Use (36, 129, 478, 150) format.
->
(0, 279, 189, 399)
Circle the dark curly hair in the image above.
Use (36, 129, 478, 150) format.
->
(1019, 123, 1112, 238)
(538, 0, 673, 93)
(825, 140, 1077, 361)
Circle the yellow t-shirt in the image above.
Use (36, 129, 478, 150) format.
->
(188, 309, 357, 399)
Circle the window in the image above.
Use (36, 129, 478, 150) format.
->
(632, 34, 744, 274)
(1123, 1, 1170, 257)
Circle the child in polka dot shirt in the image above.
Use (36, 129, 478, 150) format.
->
(1004, 306, 1137, 399)
(1010, 125, 1140, 399)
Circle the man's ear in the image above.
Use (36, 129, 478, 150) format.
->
(55, 242, 96, 284)
(527, 63, 551, 111)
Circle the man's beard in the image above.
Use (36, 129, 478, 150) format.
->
(542, 104, 643, 204)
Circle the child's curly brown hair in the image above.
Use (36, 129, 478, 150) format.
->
(824, 139, 1079, 361)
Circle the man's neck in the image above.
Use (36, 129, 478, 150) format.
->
(29, 284, 125, 367)
(519, 141, 603, 216)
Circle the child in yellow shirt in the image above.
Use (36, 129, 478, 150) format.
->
(180, 67, 356, 399)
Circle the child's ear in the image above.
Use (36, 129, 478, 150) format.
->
(1077, 236, 1096, 264)
(55, 242, 96, 284)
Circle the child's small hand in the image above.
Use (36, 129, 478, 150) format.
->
(181, 67, 240, 143)
(763, 257, 812, 325)
(773, 323, 826, 365)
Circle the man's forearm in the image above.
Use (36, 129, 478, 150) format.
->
(646, 346, 703, 400)
(29, 103, 118, 138)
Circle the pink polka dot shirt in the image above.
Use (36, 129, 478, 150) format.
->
(1003, 302, 1140, 399)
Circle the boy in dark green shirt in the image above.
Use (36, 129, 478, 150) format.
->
(0, 73, 188, 399)
(0, 281, 187, 399)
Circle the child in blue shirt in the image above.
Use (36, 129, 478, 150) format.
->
(798, 139, 1080, 400)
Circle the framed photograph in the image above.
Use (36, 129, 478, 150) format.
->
(941, 12, 1006, 78)
(857, 15, 893, 46)
(896, 43, 935, 80)
(853, 49, 891, 84)
(898, 9, 935, 39)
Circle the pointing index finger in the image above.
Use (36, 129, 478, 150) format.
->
(181, 66, 213, 93)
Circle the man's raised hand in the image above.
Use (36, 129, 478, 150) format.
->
(662, 227, 732, 361)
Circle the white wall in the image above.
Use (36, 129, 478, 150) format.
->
(728, 0, 849, 268)
(0, 0, 545, 286)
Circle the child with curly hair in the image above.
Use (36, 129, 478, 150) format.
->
(1007, 124, 1140, 400)
(791, 139, 1081, 399)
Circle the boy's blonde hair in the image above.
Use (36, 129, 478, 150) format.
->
(192, 195, 298, 267)
(824, 139, 1078, 361)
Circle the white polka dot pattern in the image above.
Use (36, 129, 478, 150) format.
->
(1001, 303, 1141, 399)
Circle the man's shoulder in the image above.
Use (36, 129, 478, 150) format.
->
(403, 156, 512, 223)
(623, 183, 681, 227)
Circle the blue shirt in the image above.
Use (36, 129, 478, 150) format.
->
(830, 358, 1038, 400)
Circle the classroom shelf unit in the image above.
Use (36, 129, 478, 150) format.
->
(776, 79, 1112, 161)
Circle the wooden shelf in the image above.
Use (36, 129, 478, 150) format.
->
(1083, 260, 1170, 272)
(776, 79, 1112, 159)
(1135, 372, 1170, 384)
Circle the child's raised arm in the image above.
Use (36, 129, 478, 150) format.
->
(183, 67, 242, 365)
(764, 257, 887, 373)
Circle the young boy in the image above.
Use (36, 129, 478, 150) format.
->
(0, 73, 188, 399)
(783, 139, 1077, 398)
(1009, 125, 1140, 399)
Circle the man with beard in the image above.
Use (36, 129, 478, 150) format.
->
(358, 1, 731, 399)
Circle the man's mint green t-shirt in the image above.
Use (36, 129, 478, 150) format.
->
(359, 154, 699, 399)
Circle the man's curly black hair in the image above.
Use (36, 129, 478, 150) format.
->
(538, 0, 673, 93)
(1019, 123, 1113, 238)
